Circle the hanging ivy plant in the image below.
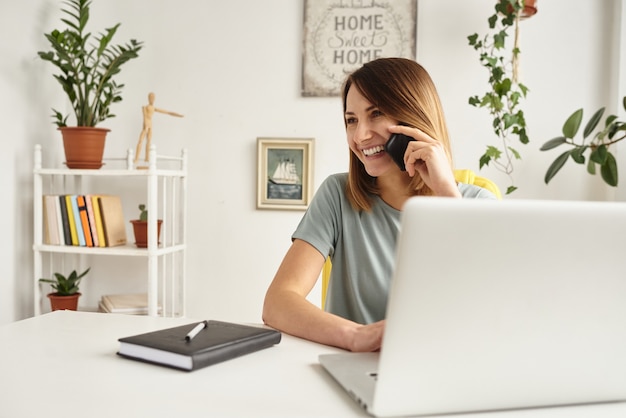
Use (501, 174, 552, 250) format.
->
(468, 0, 530, 195)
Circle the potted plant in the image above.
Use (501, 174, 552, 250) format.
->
(38, 0, 143, 169)
(39, 267, 90, 311)
(467, 0, 533, 194)
(130, 204, 162, 248)
(541, 96, 626, 187)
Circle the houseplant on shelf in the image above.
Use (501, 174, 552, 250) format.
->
(39, 267, 90, 311)
(37, 0, 143, 169)
(541, 96, 626, 187)
(130, 204, 162, 248)
(467, 0, 533, 194)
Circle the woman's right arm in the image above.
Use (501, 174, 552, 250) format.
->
(262, 238, 384, 352)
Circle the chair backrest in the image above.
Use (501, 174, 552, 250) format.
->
(453, 168, 502, 200)
(320, 169, 501, 308)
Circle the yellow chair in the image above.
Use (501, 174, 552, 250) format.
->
(453, 168, 502, 200)
(321, 169, 501, 308)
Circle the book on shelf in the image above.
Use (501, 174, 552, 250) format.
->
(64, 195, 79, 246)
(77, 195, 94, 247)
(54, 195, 64, 245)
(71, 195, 86, 246)
(117, 321, 282, 372)
(89, 195, 106, 248)
(98, 195, 127, 247)
(58, 195, 72, 245)
(84, 195, 100, 247)
(98, 293, 152, 315)
(42, 195, 61, 245)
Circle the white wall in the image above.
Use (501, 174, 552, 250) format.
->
(1, 0, 624, 325)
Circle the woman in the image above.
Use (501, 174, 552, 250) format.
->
(263, 58, 496, 352)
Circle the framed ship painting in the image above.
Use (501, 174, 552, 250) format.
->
(257, 137, 314, 210)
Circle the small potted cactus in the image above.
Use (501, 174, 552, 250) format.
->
(129, 204, 162, 248)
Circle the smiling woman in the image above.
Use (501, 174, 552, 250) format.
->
(263, 57, 497, 353)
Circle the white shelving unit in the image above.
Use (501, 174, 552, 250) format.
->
(33, 144, 187, 317)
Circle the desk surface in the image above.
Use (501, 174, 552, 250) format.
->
(1, 311, 625, 418)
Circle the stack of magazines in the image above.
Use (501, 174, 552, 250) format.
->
(99, 293, 157, 315)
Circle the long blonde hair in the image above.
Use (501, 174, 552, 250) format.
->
(341, 58, 454, 211)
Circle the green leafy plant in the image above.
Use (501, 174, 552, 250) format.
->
(138, 204, 148, 221)
(468, 0, 530, 195)
(37, 0, 143, 127)
(39, 268, 90, 296)
(541, 96, 626, 187)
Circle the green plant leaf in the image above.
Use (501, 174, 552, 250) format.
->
(582, 107, 605, 138)
(479, 154, 491, 169)
(468, 1, 529, 193)
(540, 137, 567, 151)
(545, 150, 571, 184)
(37, 0, 143, 127)
(570, 147, 587, 164)
(506, 146, 521, 160)
(587, 158, 596, 175)
(600, 152, 618, 186)
(505, 185, 517, 195)
(39, 267, 90, 296)
(562, 109, 583, 139)
(590, 145, 608, 165)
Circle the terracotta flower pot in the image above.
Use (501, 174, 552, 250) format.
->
(502, 0, 537, 19)
(47, 292, 81, 311)
(59, 126, 109, 169)
(130, 219, 163, 248)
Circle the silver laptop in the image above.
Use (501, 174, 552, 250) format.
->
(319, 197, 626, 417)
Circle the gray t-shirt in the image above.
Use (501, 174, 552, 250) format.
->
(292, 173, 497, 324)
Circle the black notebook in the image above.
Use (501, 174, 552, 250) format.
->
(117, 320, 282, 371)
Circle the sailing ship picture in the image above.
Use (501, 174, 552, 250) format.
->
(267, 152, 303, 200)
(257, 138, 314, 210)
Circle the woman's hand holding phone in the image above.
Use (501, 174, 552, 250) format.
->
(385, 126, 461, 197)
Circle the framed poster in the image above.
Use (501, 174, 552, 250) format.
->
(302, 0, 417, 97)
(257, 138, 314, 210)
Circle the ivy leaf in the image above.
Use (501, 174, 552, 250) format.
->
(508, 146, 521, 160)
(479, 146, 502, 169)
(479, 154, 491, 169)
(468, 96, 481, 106)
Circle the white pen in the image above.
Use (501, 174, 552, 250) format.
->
(185, 320, 208, 341)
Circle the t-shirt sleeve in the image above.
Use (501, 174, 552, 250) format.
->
(292, 174, 345, 259)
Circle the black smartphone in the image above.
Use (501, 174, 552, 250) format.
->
(385, 133, 415, 171)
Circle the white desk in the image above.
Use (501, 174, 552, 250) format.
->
(1, 311, 625, 418)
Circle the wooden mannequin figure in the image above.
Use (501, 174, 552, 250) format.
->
(134, 92, 184, 165)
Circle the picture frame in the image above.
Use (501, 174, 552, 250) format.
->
(257, 137, 314, 210)
(302, 0, 417, 96)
